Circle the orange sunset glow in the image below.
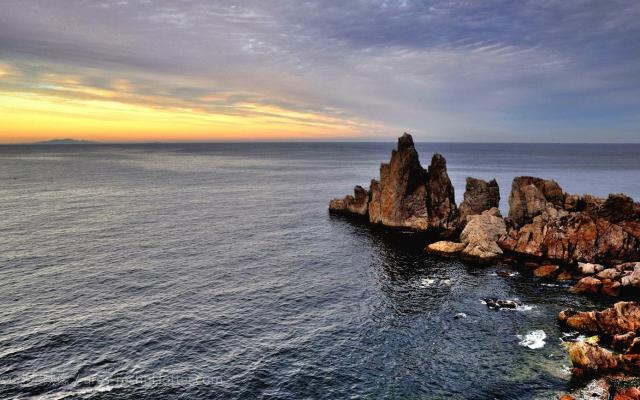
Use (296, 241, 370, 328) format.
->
(0, 62, 382, 143)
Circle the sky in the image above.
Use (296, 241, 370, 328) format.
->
(0, 0, 639, 143)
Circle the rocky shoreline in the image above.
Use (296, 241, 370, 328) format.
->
(329, 133, 640, 399)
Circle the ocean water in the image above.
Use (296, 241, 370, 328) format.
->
(1, 142, 639, 400)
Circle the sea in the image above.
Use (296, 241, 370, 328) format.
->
(1, 142, 639, 399)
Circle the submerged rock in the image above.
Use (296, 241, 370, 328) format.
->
(484, 298, 520, 309)
(571, 277, 603, 294)
(458, 177, 500, 224)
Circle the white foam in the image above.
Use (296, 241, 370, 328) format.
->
(517, 330, 547, 349)
(418, 278, 436, 287)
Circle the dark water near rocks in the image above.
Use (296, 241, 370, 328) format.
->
(1, 142, 639, 400)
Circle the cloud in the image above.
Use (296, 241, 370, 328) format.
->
(0, 0, 639, 142)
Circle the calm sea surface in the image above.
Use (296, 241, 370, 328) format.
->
(1, 142, 639, 399)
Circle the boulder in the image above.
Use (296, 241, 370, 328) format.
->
(579, 262, 605, 275)
(458, 177, 500, 223)
(507, 176, 564, 227)
(597, 268, 622, 280)
(568, 341, 618, 374)
(571, 277, 602, 294)
(427, 241, 466, 257)
(460, 208, 507, 262)
(533, 264, 560, 278)
(329, 185, 369, 216)
(602, 279, 621, 297)
(621, 267, 640, 288)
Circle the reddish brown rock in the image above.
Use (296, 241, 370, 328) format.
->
(458, 177, 500, 224)
(534, 264, 560, 278)
(569, 341, 618, 374)
(557, 271, 575, 281)
(329, 185, 369, 216)
(613, 332, 637, 352)
(499, 211, 640, 265)
(602, 279, 622, 297)
(370, 133, 458, 231)
(559, 302, 640, 336)
(571, 277, 602, 294)
(499, 178, 640, 265)
(427, 241, 466, 257)
(614, 387, 640, 400)
(507, 176, 564, 227)
(377, 133, 430, 230)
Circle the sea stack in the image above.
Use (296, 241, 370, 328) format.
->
(330, 133, 457, 232)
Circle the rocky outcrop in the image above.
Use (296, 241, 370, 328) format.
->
(330, 133, 639, 271)
(458, 177, 500, 224)
(459, 207, 507, 262)
(499, 177, 640, 265)
(330, 133, 458, 232)
(560, 302, 640, 381)
(559, 302, 640, 337)
(329, 185, 369, 216)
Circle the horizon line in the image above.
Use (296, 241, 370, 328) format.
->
(4, 140, 640, 145)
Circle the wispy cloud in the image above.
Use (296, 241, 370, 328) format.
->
(0, 0, 639, 142)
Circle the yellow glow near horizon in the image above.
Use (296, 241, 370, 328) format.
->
(0, 91, 367, 143)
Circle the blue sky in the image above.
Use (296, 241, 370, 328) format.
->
(1, 0, 639, 142)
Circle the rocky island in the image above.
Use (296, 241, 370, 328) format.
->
(330, 133, 640, 399)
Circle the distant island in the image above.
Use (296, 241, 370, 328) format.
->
(35, 138, 98, 145)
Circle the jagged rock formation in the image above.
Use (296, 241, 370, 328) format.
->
(329, 133, 639, 269)
(499, 177, 640, 265)
(507, 176, 564, 228)
(330, 133, 458, 231)
(329, 185, 369, 216)
(458, 177, 500, 224)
